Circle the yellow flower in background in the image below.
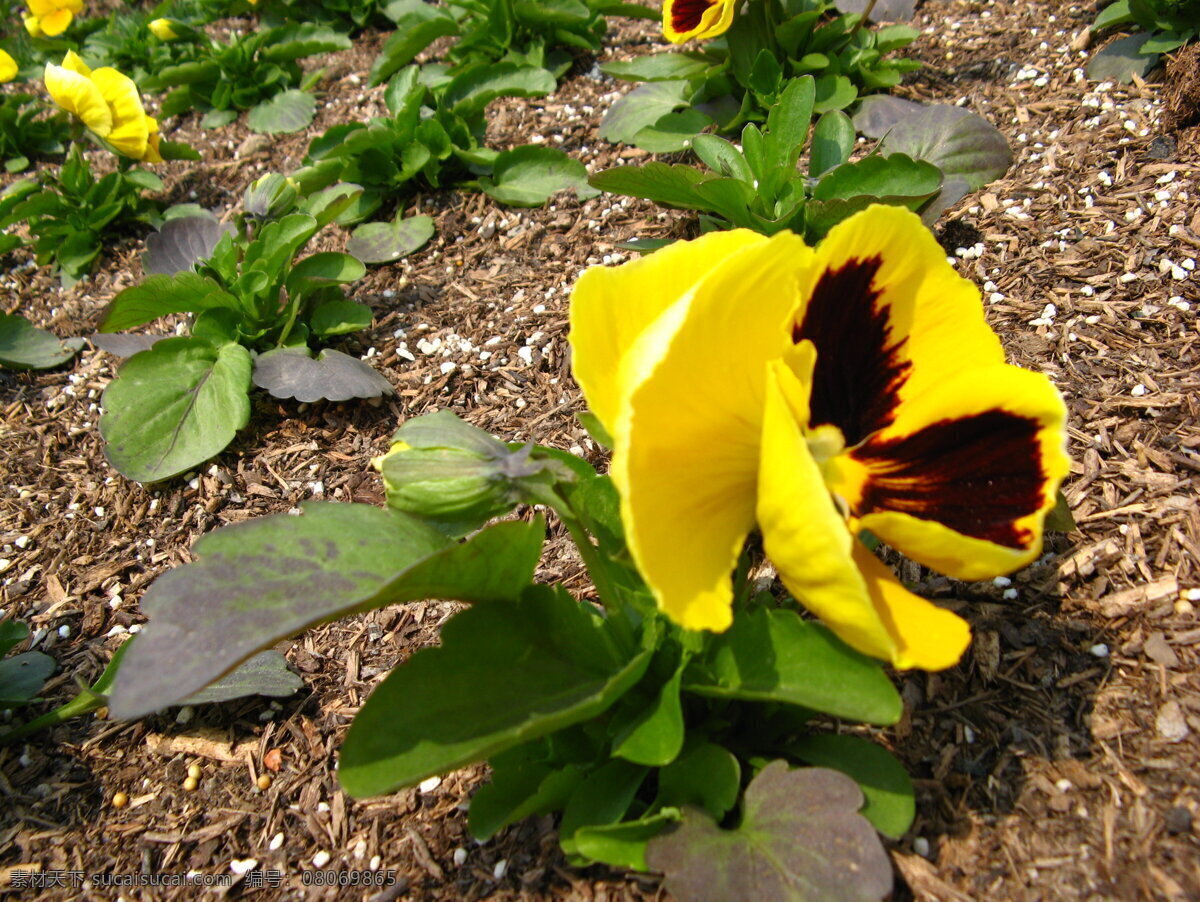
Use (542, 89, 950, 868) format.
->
(23, 0, 84, 37)
(148, 18, 178, 41)
(569, 205, 1069, 670)
(44, 51, 163, 163)
(0, 49, 18, 83)
(662, 0, 739, 43)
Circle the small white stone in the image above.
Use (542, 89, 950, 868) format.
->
(493, 859, 508, 880)
(230, 858, 258, 875)
(1089, 643, 1109, 658)
(1131, 384, 1146, 397)
(57, 625, 70, 639)
(369, 855, 382, 871)
(268, 832, 284, 851)
(1187, 588, 1200, 602)
(1003, 588, 1019, 600)
(913, 837, 931, 858)
(419, 775, 442, 793)
(993, 576, 1012, 587)
(1055, 779, 1073, 792)
(453, 848, 468, 866)
(312, 851, 331, 868)
(175, 705, 194, 725)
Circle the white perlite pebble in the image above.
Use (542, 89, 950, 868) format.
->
(1089, 643, 1110, 658)
(913, 837, 931, 858)
(229, 859, 258, 875)
(493, 859, 508, 880)
(453, 848, 468, 866)
(312, 851, 331, 868)
(419, 775, 442, 793)
(269, 833, 284, 851)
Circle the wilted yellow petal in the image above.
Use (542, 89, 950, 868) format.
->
(569, 230, 767, 436)
(0, 50, 17, 84)
(613, 231, 809, 632)
(44, 62, 112, 136)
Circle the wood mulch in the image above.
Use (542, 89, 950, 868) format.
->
(2, 0, 1199, 898)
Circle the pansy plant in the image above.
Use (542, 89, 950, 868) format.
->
(0, 52, 195, 285)
(102, 206, 1071, 900)
(90, 173, 409, 483)
(600, 0, 921, 152)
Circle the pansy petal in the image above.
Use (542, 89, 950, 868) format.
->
(44, 63, 112, 136)
(614, 231, 810, 632)
(663, 0, 738, 42)
(850, 543, 971, 671)
(759, 362, 897, 661)
(569, 229, 767, 437)
(91, 67, 149, 158)
(839, 364, 1069, 579)
(0, 50, 17, 84)
(66, 0, 85, 13)
(39, 8, 74, 36)
(791, 205, 1004, 447)
(59, 50, 92, 77)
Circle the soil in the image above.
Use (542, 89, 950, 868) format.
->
(3, 0, 1200, 899)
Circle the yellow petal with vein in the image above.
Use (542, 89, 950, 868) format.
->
(569, 229, 767, 436)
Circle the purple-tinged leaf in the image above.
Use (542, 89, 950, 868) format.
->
(144, 216, 234, 276)
(252, 347, 394, 403)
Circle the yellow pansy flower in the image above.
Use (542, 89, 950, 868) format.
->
(662, 0, 739, 43)
(148, 18, 178, 41)
(568, 205, 1070, 670)
(43, 51, 163, 163)
(0, 49, 18, 83)
(24, 0, 84, 37)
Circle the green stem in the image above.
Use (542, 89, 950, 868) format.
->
(847, 0, 879, 39)
(557, 510, 637, 650)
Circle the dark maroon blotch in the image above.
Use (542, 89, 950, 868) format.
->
(792, 256, 910, 446)
(851, 409, 1046, 549)
(670, 0, 716, 32)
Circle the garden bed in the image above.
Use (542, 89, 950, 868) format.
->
(2, 0, 1199, 897)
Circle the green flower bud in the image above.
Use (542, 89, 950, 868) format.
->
(374, 411, 553, 532)
(244, 173, 299, 220)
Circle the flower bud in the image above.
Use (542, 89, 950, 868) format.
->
(244, 173, 299, 220)
(374, 411, 556, 532)
(148, 18, 179, 40)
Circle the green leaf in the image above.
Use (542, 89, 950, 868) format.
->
(468, 744, 588, 840)
(99, 337, 253, 483)
(813, 73, 857, 113)
(645, 762, 892, 902)
(812, 153, 942, 203)
(610, 648, 685, 766)
(309, 300, 374, 337)
(200, 109, 238, 129)
(0, 622, 29, 658)
(809, 110, 855, 177)
(589, 162, 708, 210)
(748, 49, 784, 97)
(657, 741, 741, 821)
(260, 24, 352, 62)
(690, 135, 753, 183)
(572, 810, 680, 870)
(630, 109, 712, 153)
(339, 585, 654, 796)
(1093, 0, 1134, 30)
(123, 169, 164, 193)
(1045, 488, 1076, 532)
(479, 145, 598, 206)
(559, 759, 649, 857)
(791, 734, 915, 839)
(601, 54, 714, 81)
(599, 80, 690, 144)
(1139, 30, 1187, 54)
(182, 650, 304, 705)
(346, 215, 435, 264)
(158, 140, 201, 161)
(107, 512, 544, 720)
(99, 272, 239, 332)
(682, 608, 902, 725)
(144, 217, 235, 277)
(763, 76, 816, 174)
(0, 651, 55, 706)
(247, 91, 318, 135)
(371, 1, 459, 86)
(0, 312, 83, 370)
(443, 63, 557, 117)
(575, 411, 613, 449)
(286, 252, 366, 295)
